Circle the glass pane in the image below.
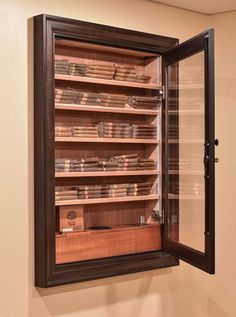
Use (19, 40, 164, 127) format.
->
(167, 51, 205, 253)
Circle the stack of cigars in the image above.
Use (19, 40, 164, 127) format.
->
(55, 89, 128, 107)
(128, 96, 160, 109)
(55, 59, 152, 83)
(114, 64, 151, 83)
(55, 88, 160, 109)
(55, 122, 157, 139)
(99, 93, 128, 108)
(110, 154, 156, 171)
(55, 126, 72, 137)
(55, 123, 99, 138)
(132, 124, 157, 139)
(54, 60, 69, 75)
(99, 122, 131, 138)
(55, 187, 78, 201)
(72, 124, 99, 138)
(55, 154, 156, 173)
(68, 63, 115, 79)
(55, 158, 100, 172)
(55, 181, 153, 201)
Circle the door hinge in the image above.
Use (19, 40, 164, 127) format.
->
(151, 210, 164, 224)
(160, 85, 165, 99)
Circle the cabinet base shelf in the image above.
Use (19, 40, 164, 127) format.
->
(56, 224, 161, 264)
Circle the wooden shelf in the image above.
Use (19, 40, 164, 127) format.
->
(168, 194, 204, 200)
(168, 170, 203, 175)
(55, 103, 158, 116)
(55, 194, 159, 206)
(55, 170, 159, 177)
(55, 137, 158, 144)
(55, 74, 160, 90)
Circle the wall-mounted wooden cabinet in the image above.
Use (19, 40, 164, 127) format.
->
(34, 14, 216, 287)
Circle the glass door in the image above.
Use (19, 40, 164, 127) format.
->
(162, 30, 215, 273)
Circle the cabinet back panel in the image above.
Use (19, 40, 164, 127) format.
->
(55, 111, 153, 125)
(85, 201, 147, 227)
(56, 39, 159, 58)
(55, 81, 158, 96)
(55, 142, 157, 160)
(55, 174, 158, 187)
(55, 45, 159, 84)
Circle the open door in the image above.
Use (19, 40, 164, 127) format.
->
(162, 29, 215, 273)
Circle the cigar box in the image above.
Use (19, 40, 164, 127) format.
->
(59, 205, 84, 233)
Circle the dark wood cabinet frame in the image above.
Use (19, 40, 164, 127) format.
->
(34, 14, 215, 288)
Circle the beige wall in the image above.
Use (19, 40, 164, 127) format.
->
(206, 11, 236, 317)
(0, 0, 235, 316)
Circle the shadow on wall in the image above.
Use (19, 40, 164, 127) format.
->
(33, 268, 175, 316)
(31, 263, 210, 317)
(207, 296, 232, 317)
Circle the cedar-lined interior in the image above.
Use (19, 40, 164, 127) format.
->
(55, 44, 160, 84)
(54, 38, 162, 264)
(56, 224, 161, 264)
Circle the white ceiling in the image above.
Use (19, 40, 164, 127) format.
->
(153, 0, 236, 14)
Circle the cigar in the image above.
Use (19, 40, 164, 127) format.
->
(55, 159, 78, 164)
(55, 126, 72, 131)
(55, 196, 78, 201)
(55, 191, 78, 196)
